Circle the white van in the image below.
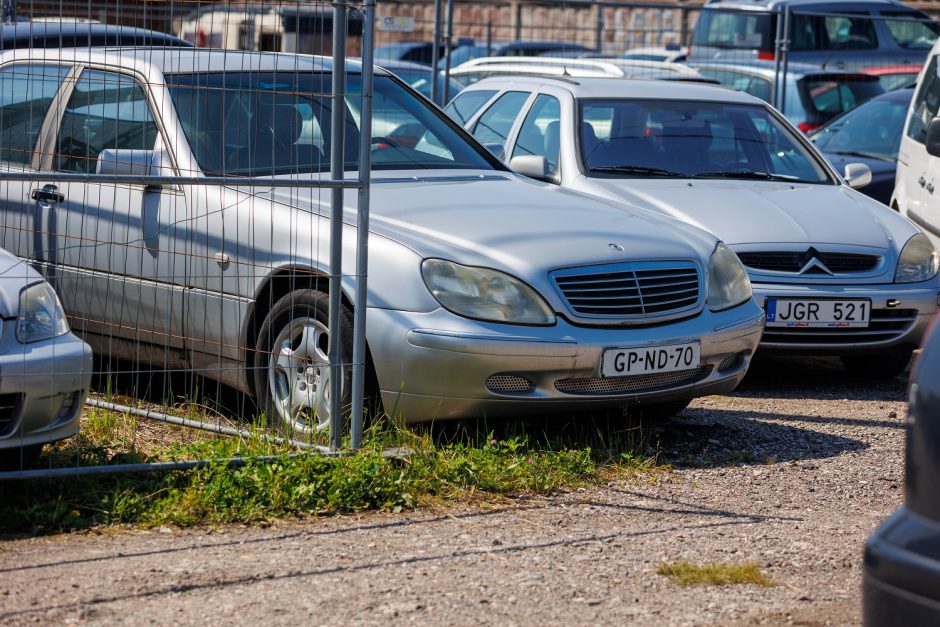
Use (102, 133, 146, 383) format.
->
(893, 39, 940, 250)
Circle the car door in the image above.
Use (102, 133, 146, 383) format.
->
(40, 67, 189, 359)
(0, 62, 71, 265)
(897, 53, 940, 246)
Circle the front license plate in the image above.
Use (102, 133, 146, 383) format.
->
(765, 299, 870, 328)
(602, 342, 701, 377)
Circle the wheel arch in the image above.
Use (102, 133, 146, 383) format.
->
(243, 267, 380, 404)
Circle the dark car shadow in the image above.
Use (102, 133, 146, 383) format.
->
(734, 354, 909, 402)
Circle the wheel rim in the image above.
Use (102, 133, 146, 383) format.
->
(267, 316, 337, 434)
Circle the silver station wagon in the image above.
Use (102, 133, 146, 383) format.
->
(0, 48, 764, 432)
(448, 76, 940, 377)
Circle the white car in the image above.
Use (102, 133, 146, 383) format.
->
(893, 37, 940, 253)
(448, 76, 940, 378)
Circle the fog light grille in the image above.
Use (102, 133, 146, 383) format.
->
(57, 392, 79, 421)
(486, 374, 535, 394)
(555, 368, 706, 396)
(0, 393, 25, 438)
(717, 355, 741, 372)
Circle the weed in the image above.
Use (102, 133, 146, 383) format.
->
(656, 561, 773, 587)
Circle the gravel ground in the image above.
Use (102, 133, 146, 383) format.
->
(0, 356, 909, 626)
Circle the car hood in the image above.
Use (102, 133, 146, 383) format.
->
(266, 172, 719, 282)
(0, 247, 41, 318)
(582, 178, 905, 250)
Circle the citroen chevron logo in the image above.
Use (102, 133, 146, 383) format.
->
(798, 248, 833, 275)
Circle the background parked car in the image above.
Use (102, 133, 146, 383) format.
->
(0, 21, 192, 49)
(622, 45, 688, 62)
(892, 36, 940, 248)
(375, 41, 451, 66)
(689, 0, 938, 69)
(375, 58, 463, 101)
(689, 60, 885, 132)
(0, 47, 765, 433)
(811, 87, 913, 204)
(862, 63, 922, 90)
(450, 75, 940, 377)
(439, 40, 595, 69)
(449, 56, 708, 89)
(863, 314, 940, 624)
(0, 248, 92, 471)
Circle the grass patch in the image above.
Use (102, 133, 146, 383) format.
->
(0, 403, 662, 534)
(656, 561, 773, 588)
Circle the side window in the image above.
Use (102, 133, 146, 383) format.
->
(908, 55, 940, 144)
(471, 90, 529, 146)
(55, 70, 159, 174)
(444, 89, 497, 125)
(744, 76, 772, 103)
(511, 94, 561, 174)
(882, 12, 939, 51)
(791, 14, 877, 51)
(0, 64, 69, 166)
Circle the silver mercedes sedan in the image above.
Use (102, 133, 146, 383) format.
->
(0, 247, 92, 469)
(448, 76, 940, 378)
(0, 48, 764, 432)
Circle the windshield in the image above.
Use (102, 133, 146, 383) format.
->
(166, 72, 494, 176)
(580, 99, 832, 183)
(811, 93, 910, 160)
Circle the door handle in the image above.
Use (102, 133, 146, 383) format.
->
(919, 176, 927, 188)
(30, 185, 64, 204)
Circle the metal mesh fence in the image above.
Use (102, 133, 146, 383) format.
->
(0, 0, 376, 478)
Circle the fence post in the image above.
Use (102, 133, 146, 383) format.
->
(430, 0, 443, 104)
(680, 7, 689, 46)
(772, 6, 784, 109)
(329, 0, 349, 450)
(595, 2, 604, 53)
(779, 6, 791, 115)
(442, 0, 455, 103)
(351, 0, 375, 451)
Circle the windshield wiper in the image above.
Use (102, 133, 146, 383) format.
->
(589, 165, 684, 177)
(830, 150, 893, 162)
(692, 169, 802, 182)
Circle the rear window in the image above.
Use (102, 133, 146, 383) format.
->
(790, 14, 878, 51)
(799, 75, 883, 117)
(691, 10, 775, 52)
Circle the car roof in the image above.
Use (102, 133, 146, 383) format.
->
(0, 22, 191, 47)
(687, 59, 878, 78)
(702, 0, 912, 11)
(374, 58, 433, 71)
(463, 75, 763, 104)
(0, 47, 370, 76)
(871, 86, 915, 101)
(453, 56, 699, 75)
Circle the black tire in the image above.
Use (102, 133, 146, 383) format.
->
(0, 444, 43, 471)
(253, 289, 353, 436)
(841, 349, 913, 380)
(630, 399, 692, 422)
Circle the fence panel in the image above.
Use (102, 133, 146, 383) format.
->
(0, 0, 375, 479)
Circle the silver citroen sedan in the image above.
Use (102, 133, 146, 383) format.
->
(0, 49, 763, 433)
(449, 76, 940, 378)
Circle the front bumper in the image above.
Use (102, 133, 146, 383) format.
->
(864, 507, 940, 625)
(367, 299, 764, 422)
(0, 327, 94, 451)
(752, 282, 938, 354)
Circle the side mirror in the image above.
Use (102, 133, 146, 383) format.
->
(483, 143, 505, 162)
(843, 162, 872, 189)
(96, 149, 155, 176)
(927, 117, 940, 158)
(509, 155, 552, 181)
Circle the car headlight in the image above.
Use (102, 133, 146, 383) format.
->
(421, 259, 555, 325)
(895, 233, 939, 283)
(17, 282, 70, 343)
(707, 242, 752, 312)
